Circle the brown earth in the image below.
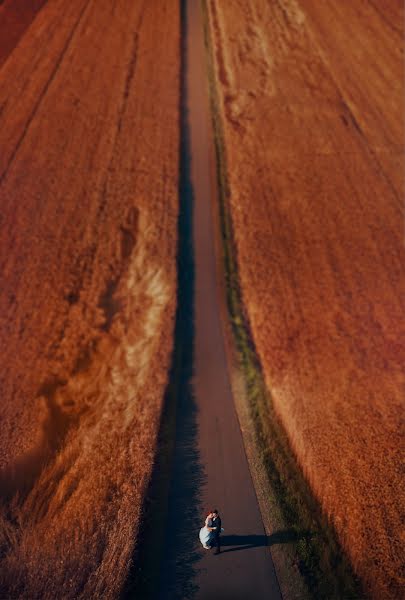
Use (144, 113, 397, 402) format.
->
(0, 0, 48, 68)
(206, 1, 404, 598)
(0, 1, 179, 598)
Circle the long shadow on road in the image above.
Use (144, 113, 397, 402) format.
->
(219, 530, 312, 554)
(156, 1, 206, 596)
(123, 1, 205, 599)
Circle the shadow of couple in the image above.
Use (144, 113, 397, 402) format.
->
(219, 530, 311, 553)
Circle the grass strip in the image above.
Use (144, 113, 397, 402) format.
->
(201, 2, 365, 598)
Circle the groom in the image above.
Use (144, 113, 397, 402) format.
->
(211, 509, 222, 555)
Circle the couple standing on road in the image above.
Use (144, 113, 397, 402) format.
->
(199, 509, 222, 555)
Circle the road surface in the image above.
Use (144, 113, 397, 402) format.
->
(157, 1, 282, 598)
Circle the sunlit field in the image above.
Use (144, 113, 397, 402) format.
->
(206, 1, 404, 597)
(0, 1, 179, 597)
(0, 1, 403, 598)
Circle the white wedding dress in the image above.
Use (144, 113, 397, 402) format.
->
(199, 517, 215, 548)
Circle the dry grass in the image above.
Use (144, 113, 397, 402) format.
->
(0, 0, 179, 597)
(206, 1, 404, 598)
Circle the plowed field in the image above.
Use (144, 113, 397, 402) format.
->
(0, 1, 179, 597)
(206, 1, 404, 598)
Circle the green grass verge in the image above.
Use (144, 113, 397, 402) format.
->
(201, 2, 366, 598)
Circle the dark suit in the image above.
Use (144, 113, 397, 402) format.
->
(211, 515, 222, 553)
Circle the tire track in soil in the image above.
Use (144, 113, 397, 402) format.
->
(0, 0, 48, 68)
(0, 0, 89, 186)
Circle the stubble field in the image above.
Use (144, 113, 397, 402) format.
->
(0, 1, 179, 598)
(206, 1, 404, 598)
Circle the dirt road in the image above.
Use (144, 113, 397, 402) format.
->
(156, 2, 281, 598)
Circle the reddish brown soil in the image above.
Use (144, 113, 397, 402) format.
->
(207, 1, 404, 598)
(0, 0, 47, 68)
(0, 1, 179, 597)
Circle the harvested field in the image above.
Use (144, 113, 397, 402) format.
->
(0, 0, 47, 68)
(0, 1, 179, 598)
(206, 1, 404, 598)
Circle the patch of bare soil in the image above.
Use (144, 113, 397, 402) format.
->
(206, 1, 404, 598)
(0, 0, 179, 597)
(0, 0, 47, 68)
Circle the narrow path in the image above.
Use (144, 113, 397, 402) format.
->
(157, 1, 282, 598)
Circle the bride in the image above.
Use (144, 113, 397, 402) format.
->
(199, 511, 216, 549)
